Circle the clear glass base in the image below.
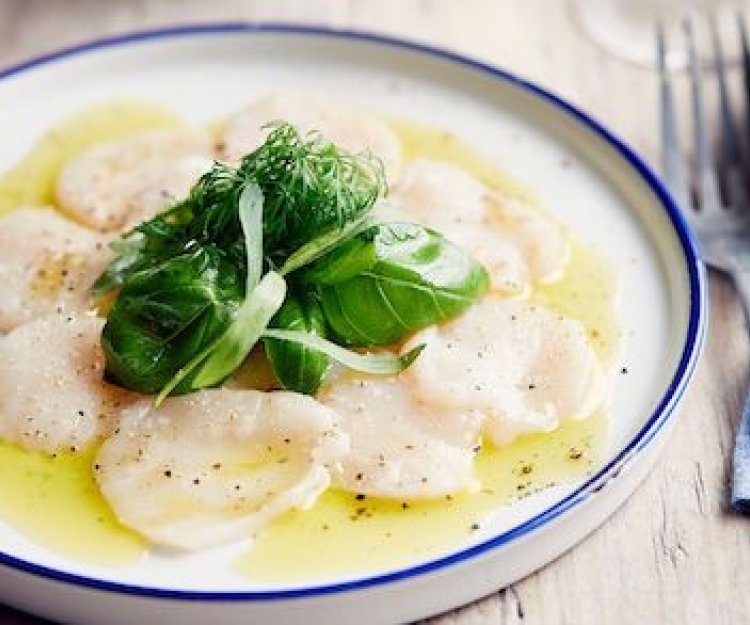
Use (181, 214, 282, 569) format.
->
(571, 0, 741, 69)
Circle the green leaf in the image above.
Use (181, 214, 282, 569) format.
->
(263, 293, 331, 394)
(102, 246, 244, 394)
(262, 329, 424, 376)
(304, 223, 489, 345)
(92, 192, 206, 296)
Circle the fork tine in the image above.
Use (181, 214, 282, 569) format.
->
(711, 14, 748, 209)
(657, 21, 690, 210)
(685, 16, 724, 212)
(738, 12, 750, 149)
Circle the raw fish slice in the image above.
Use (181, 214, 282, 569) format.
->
(0, 313, 137, 453)
(320, 373, 481, 498)
(56, 129, 213, 232)
(402, 298, 605, 445)
(392, 159, 568, 294)
(0, 207, 110, 330)
(220, 94, 403, 182)
(95, 389, 348, 550)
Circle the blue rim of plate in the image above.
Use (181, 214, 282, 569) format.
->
(0, 23, 707, 601)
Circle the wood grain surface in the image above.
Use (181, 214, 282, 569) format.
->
(0, 1, 749, 623)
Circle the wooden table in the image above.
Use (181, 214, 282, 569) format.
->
(1, 1, 749, 623)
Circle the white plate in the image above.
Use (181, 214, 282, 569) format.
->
(0, 25, 706, 625)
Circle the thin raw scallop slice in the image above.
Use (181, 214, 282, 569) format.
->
(0, 207, 110, 331)
(319, 373, 482, 498)
(94, 389, 348, 550)
(56, 129, 213, 232)
(0, 313, 138, 454)
(401, 298, 605, 446)
(391, 159, 568, 295)
(219, 94, 403, 182)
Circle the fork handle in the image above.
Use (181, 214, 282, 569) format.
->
(731, 269, 750, 511)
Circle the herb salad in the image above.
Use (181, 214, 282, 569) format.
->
(94, 123, 490, 401)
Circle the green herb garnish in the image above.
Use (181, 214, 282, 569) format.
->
(241, 122, 385, 262)
(96, 122, 488, 400)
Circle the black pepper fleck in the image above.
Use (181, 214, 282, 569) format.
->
(568, 447, 584, 460)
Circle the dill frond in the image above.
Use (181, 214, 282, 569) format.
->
(239, 122, 385, 260)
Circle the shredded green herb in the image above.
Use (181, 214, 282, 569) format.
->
(240, 122, 385, 262)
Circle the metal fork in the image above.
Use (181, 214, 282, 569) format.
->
(658, 15, 750, 511)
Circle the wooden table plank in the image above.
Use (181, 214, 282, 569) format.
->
(0, 2, 747, 624)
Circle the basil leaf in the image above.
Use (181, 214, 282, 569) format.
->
(102, 246, 243, 394)
(92, 197, 200, 296)
(303, 223, 489, 346)
(263, 293, 331, 394)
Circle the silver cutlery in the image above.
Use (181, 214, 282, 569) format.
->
(658, 14, 750, 510)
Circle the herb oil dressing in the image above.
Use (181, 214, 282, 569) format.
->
(0, 442, 146, 564)
(0, 104, 618, 577)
